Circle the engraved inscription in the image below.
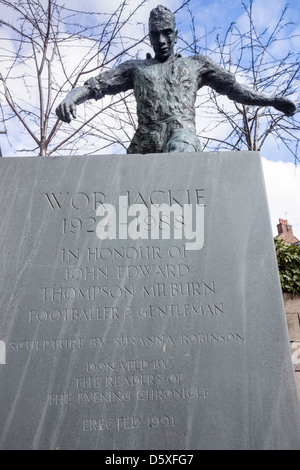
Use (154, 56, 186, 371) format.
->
(29, 307, 121, 323)
(117, 263, 189, 278)
(82, 415, 176, 432)
(181, 332, 244, 344)
(5, 184, 247, 439)
(86, 358, 172, 372)
(40, 285, 135, 301)
(137, 303, 224, 318)
(63, 266, 108, 280)
(44, 189, 204, 212)
(9, 337, 85, 351)
(8, 332, 244, 352)
(82, 416, 142, 432)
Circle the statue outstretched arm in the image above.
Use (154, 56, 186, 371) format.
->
(56, 61, 134, 123)
(56, 86, 95, 123)
(201, 57, 297, 117)
(225, 81, 297, 117)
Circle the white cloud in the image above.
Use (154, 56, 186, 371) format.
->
(262, 157, 300, 239)
(236, 0, 286, 33)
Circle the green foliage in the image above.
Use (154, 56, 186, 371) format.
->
(275, 238, 300, 294)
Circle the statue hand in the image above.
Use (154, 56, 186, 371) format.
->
(273, 96, 297, 117)
(56, 98, 77, 123)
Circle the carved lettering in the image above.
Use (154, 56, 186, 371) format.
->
(105, 374, 163, 387)
(61, 248, 79, 261)
(45, 191, 105, 210)
(143, 281, 215, 298)
(73, 376, 102, 389)
(87, 245, 162, 261)
(78, 390, 131, 404)
(125, 189, 204, 208)
(83, 415, 140, 431)
(48, 393, 73, 405)
(9, 337, 85, 351)
(29, 307, 120, 323)
(181, 332, 244, 344)
(63, 266, 108, 281)
(41, 285, 134, 301)
(136, 386, 209, 401)
(45, 189, 204, 212)
(117, 263, 189, 279)
(90, 337, 105, 348)
(86, 358, 172, 372)
(82, 415, 176, 432)
(137, 303, 224, 318)
(44, 192, 70, 210)
(114, 335, 175, 348)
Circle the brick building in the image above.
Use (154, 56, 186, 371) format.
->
(276, 218, 300, 245)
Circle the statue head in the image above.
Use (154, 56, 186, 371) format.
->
(149, 5, 177, 62)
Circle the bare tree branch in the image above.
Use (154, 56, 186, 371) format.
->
(189, 1, 300, 163)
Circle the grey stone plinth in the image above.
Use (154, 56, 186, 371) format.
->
(0, 152, 299, 450)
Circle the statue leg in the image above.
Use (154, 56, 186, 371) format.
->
(164, 129, 201, 153)
(127, 127, 165, 154)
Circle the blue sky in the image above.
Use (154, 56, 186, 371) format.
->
(184, 0, 300, 35)
(0, 0, 299, 237)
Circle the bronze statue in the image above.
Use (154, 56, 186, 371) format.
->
(56, 5, 297, 154)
